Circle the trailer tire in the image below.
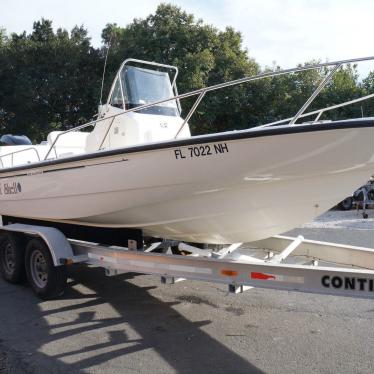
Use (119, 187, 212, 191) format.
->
(0, 232, 25, 284)
(25, 238, 67, 300)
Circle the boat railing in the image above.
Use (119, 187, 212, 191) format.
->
(257, 92, 374, 128)
(2, 55, 374, 167)
(0, 143, 61, 168)
(44, 122, 97, 160)
(91, 55, 374, 146)
(0, 147, 41, 168)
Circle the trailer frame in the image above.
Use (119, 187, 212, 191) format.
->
(1, 223, 374, 300)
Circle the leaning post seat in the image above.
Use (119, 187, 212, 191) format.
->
(46, 131, 90, 158)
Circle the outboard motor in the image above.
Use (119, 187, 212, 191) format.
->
(0, 134, 32, 146)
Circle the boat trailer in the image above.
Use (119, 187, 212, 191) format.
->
(0, 223, 374, 300)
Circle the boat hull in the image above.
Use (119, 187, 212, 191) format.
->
(1, 121, 374, 243)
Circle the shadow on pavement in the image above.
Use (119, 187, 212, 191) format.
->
(0, 266, 263, 373)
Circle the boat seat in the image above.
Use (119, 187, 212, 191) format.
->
(47, 131, 89, 154)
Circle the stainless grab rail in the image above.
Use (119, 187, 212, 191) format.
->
(0, 147, 41, 167)
(45, 55, 374, 157)
(257, 92, 374, 128)
(45, 59, 180, 160)
(1, 55, 374, 167)
(44, 122, 96, 160)
(288, 64, 341, 125)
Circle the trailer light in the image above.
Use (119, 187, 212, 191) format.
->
(251, 272, 276, 280)
(221, 269, 238, 277)
(59, 258, 74, 265)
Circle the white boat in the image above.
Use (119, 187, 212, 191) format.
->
(1, 57, 374, 244)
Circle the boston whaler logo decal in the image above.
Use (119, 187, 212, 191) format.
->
(0, 182, 22, 195)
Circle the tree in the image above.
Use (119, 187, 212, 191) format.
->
(360, 71, 374, 118)
(316, 64, 363, 120)
(101, 4, 259, 134)
(0, 19, 101, 141)
(0, 4, 371, 141)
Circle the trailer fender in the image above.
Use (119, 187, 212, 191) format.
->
(0, 224, 74, 266)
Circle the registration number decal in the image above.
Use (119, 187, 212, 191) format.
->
(174, 143, 229, 160)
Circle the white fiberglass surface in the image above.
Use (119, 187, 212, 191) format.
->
(1, 126, 374, 243)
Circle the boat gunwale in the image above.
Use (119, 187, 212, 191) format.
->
(1, 118, 374, 176)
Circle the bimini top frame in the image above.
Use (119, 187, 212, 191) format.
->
(2, 55, 374, 166)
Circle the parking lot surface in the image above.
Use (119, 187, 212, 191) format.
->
(1, 218, 374, 373)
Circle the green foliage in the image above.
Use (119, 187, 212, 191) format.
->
(100, 4, 259, 134)
(0, 19, 101, 141)
(360, 71, 374, 117)
(0, 4, 373, 141)
(315, 64, 363, 120)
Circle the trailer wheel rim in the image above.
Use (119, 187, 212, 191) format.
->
(3, 243, 16, 274)
(30, 250, 48, 288)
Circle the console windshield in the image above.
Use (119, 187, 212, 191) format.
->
(121, 66, 178, 116)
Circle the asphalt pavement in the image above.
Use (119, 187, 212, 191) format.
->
(0, 227, 374, 374)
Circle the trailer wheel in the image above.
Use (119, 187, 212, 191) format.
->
(0, 233, 25, 283)
(25, 238, 67, 300)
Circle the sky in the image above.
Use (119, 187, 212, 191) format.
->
(1, 0, 374, 76)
